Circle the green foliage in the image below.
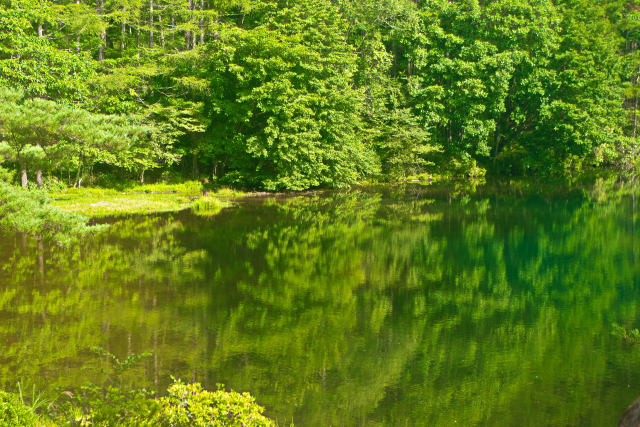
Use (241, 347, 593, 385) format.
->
(126, 180, 204, 193)
(612, 324, 640, 345)
(56, 386, 159, 427)
(47, 348, 158, 425)
(0, 181, 106, 244)
(91, 347, 152, 382)
(0, 165, 13, 183)
(0, 391, 42, 426)
(399, 0, 627, 174)
(49, 184, 243, 218)
(34, 348, 271, 426)
(0, 0, 640, 186)
(0, 86, 175, 188)
(0, 0, 94, 100)
(191, 196, 231, 216)
(156, 381, 273, 427)
(204, 1, 379, 190)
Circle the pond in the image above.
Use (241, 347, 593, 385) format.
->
(1, 181, 640, 425)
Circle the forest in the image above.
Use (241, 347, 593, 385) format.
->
(1, 0, 640, 191)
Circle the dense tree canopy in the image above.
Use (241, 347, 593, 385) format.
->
(0, 0, 638, 189)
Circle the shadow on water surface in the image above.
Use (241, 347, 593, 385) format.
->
(1, 178, 640, 425)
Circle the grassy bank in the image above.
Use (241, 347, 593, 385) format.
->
(50, 182, 245, 218)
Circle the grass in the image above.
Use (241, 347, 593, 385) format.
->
(122, 180, 205, 193)
(191, 196, 232, 216)
(50, 183, 246, 218)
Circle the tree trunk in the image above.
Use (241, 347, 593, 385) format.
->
(21, 168, 28, 188)
(98, 0, 105, 60)
(171, 15, 175, 42)
(159, 14, 165, 48)
(98, 34, 105, 60)
(199, 0, 205, 44)
(192, 0, 197, 47)
(193, 154, 199, 177)
(121, 19, 126, 51)
(140, 169, 145, 184)
(36, 170, 43, 188)
(37, 20, 43, 37)
(149, 0, 154, 48)
(633, 42, 638, 144)
(75, 163, 82, 188)
(186, 0, 193, 49)
(76, 0, 81, 53)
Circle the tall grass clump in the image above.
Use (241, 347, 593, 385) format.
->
(191, 196, 231, 216)
(0, 390, 50, 426)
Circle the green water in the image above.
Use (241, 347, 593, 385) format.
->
(1, 182, 640, 425)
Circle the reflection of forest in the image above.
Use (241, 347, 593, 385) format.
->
(1, 181, 640, 425)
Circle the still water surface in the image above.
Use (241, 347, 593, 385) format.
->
(1, 183, 640, 425)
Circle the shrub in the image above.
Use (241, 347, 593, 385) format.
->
(0, 181, 106, 244)
(51, 386, 160, 427)
(0, 391, 40, 426)
(0, 166, 14, 183)
(155, 381, 273, 427)
(42, 176, 68, 192)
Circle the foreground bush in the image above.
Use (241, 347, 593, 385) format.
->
(0, 181, 106, 244)
(44, 380, 273, 426)
(155, 381, 273, 427)
(0, 391, 41, 426)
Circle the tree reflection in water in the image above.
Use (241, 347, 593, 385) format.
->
(1, 180, 640, 425)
